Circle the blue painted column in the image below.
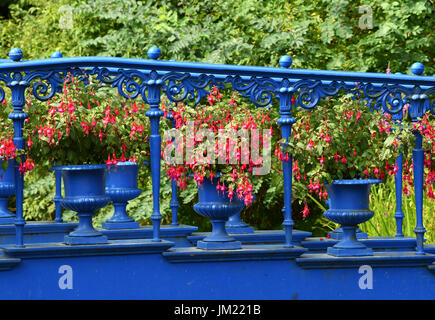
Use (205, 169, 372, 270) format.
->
(145, 47, 164, 241)
(53, 162, 63, 223)
(394, 152, 404, 237)
(408, 62, 427, 255)
(6, 48, 28, 247)
(51, 51, 64, 223)
(391, 103, 405, 238)
(166, 112, 179, 226)
(412, 131, 425, 254)
(277, 55, 295, 248)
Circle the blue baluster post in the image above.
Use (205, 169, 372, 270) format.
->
(391, 72, 405, 237)
(394, 152, 404, 237)
(277, 55, 295, 248)
(7, 48, 28, 247)
(53, 161, 63, 223)
(146, 46, 164, 241)
(166, 111, 180, 226)
(408, 62, 427, 255)
(51, 51, 63, 223)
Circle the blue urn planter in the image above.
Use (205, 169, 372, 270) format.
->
(323, 179, 382, 257)
(102, 161, 142, 230)
(0, 159, 15, 224)
(194, 177, 244, 250)
(57, 165, 110, 245)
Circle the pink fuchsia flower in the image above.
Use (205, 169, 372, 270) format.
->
(301, 204, 310, 219)
(307, 139, 315, 150)
(341, 155, 347, 164)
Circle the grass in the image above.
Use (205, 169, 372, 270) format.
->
(360, 177, 435, 243)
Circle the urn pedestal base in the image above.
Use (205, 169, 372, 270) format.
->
(197, 219, 242, 250)
(326, 226, 373, 256)
(63, 212, 108, 245)
(102, 221, 140, 230)
(226, 213, 255, 234)
(64, 234, 108, 245)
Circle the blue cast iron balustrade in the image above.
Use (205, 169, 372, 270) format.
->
(0, 47, 434, 251)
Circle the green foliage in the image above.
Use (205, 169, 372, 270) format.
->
(1, 0, 432, 74)
(361, 176, 435, 243)
(22, 167, 56, 221)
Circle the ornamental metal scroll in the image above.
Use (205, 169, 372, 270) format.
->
(0, 65, 433, 121)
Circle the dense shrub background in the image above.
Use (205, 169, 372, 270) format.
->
(1, 0, 433, 235)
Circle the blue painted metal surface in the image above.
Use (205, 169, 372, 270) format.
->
(324, 180, 382, 256)
(194, 177, 244, 250)
(6, 48, 28, 248)
(0, 242, 434, 299)
(53, 164, 63, 223)
(57, 165, 110, 245)
(0, 159, 15, 224)
(394, 153, 404, 237)
(225, 211, 255, 234)
(102, 162, 141, 229)
(408, 66, 428, 255)
(145, 51, 164, 242)
(0, 222, 78, 245)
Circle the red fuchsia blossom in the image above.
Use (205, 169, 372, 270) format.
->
(301, 203, 310, 219)
(164, 88, 274, 206)
(18, 158, 34, 174)
(307, 139, 315, 150)
(0, 138, 16, 159)
(341, 154, 347, 163)
(27, 136, 33, 148)
(319, 155, 325, 166)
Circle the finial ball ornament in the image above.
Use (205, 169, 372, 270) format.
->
(51, 51, 63, 59)
(410, 62, 424, 75)
(9, 48, 23, 61)
(147, 46, 161, 60)
(279, 55, 292, 68)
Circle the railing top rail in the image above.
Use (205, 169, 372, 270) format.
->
(0, 56, 434, 87)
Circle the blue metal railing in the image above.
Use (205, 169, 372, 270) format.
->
(0, 47, 434, 251)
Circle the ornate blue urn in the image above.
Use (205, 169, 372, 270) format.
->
(0, 159, 15, 224)
(58, 164, 110, 245)
(102, 161, 142, 229)
(323, 179, 382, 256)
(194, 177, 244, 250)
